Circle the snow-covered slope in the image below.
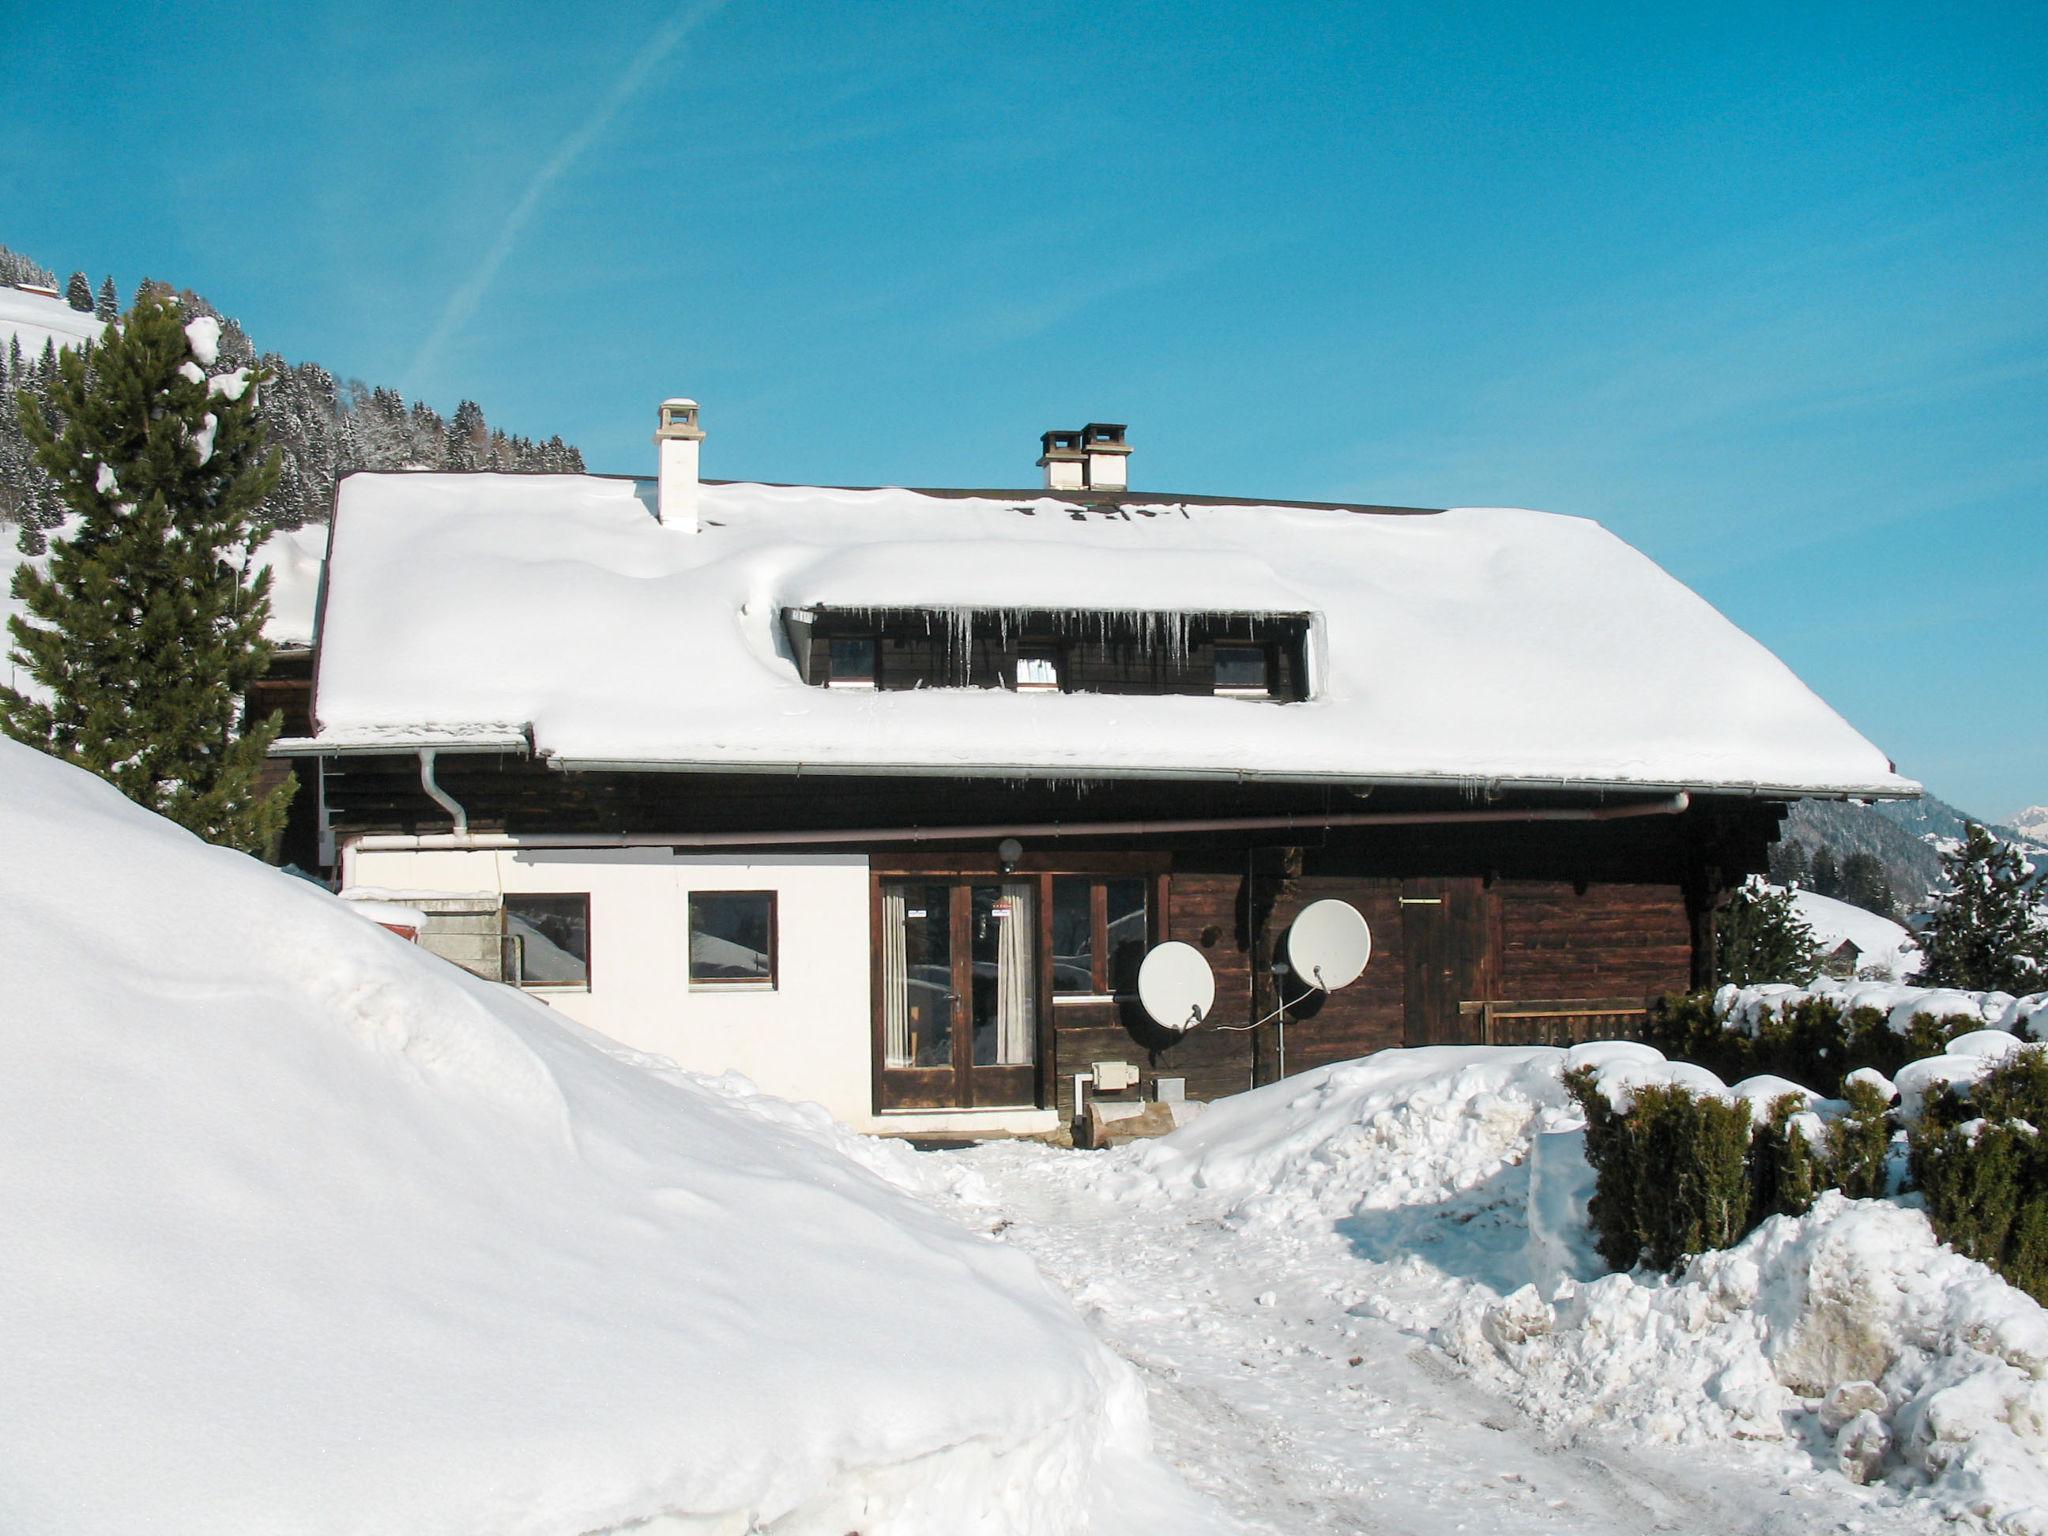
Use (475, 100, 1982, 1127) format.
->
(1790, 886, 1921, 979)
(0, 285, 102, 357)
(0, 738, 1219, 1534)
(304, 473, 1911, 795)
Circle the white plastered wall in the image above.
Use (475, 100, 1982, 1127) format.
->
(343, 845, 1057, 1137)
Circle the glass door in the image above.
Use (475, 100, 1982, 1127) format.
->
(878, 878, 1038, 1111)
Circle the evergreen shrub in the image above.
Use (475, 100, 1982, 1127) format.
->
(1910, 1047, 2048, 1303)
(1569, 1067, 1754, 1273)
(1647, 990, 1975, 1097)
(1568, 1067, 1905, 1275)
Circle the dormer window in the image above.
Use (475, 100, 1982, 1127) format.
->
(1014, 645, 1061, 692)
(827, 636, 877, 689)
(795, 608, 1311, 700)
(1214, 645, 1271, 698)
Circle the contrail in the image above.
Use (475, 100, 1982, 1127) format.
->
(406, 0, 729, 384)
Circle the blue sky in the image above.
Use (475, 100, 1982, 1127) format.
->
(6, 1, 2044, 815)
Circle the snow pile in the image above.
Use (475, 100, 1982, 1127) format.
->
(0, 738, 1216, 1535)
(1791, 887, 1923, 979)
(1715, 976, 2048, 1040)
(1125, 1045, 1582, 1227)
(304, 472, 1910, 794)
(1444, 1194, 2048, 1531)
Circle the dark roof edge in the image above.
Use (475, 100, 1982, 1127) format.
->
(329, 467, 1441, 517)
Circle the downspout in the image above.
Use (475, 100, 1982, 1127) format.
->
(418, 749, 469, 836)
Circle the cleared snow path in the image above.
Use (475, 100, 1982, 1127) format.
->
(935, 1143, 1940, 1536)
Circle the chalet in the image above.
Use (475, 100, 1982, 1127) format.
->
(274, 402, 1915, 1136)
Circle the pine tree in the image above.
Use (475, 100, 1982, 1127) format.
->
(1838, 851, 1896, 920)
(1920, 825, 2048, 993)
(1, 290, 294, 857)
(1811, 845, 1841, 898)
(1715, 877, 1821, 985)
(65, 271, 93, 312)
(96, 276, 119, 321)
(1769, 837, 1811, 888)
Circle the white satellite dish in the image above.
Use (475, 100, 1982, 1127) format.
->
(1136, 941, 1216, 1033)
(1286, 899, 1373, 992)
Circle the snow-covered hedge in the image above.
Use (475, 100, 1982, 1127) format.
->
(1645, 980, 2048, 1097)
(1565, 1055, 1891, 1274)
(1912, 1046, 2048, 1304)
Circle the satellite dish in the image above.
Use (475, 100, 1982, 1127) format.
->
(1286, 899, 1373, 992)
(1137, 941, 1216, 1033)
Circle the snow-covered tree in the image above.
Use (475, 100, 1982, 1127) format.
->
(1715, 877, 1820, 985)
(1920, 824, 2048, 993)
(0, 290, 294, 857)
(95, 275, 119, 321)
(65, 271, 93, 312)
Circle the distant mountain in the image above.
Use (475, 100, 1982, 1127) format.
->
(0, 239, 585, 539)
(2012, 806, 2048, 846)
(1783, 790, 2034, 919)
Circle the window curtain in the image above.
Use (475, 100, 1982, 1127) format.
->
(997, 881, 1035, 1065)
(882, 886, 910, 1067)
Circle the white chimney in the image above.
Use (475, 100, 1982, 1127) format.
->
(655, 398, 705, 529)
(1082, 422, 1130, 492)
(1038, 423, 1130, 492)
(1037, 428, 1086, 491)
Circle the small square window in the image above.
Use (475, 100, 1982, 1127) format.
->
(1015, 646, 1061, 692)
(690, 891, 777, 987)
(828, 637, 877, 689)
(505, 893, 590, 987)
(1214, 645, 1271, 697)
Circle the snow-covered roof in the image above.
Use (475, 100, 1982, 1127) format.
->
(302, 471, 1914, 795)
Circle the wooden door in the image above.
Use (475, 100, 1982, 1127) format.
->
(1401, 877, 1493, 1045)
(875, 878, 1038, 1111)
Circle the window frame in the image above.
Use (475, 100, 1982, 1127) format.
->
(503, 891, 592, 990)
(1013, 642, 1063, 693)
(1050, 873, 1151, 999)
(1213, 642, 1274, 698)
(688, 889, 780, 991)
(825, 634, 878, 690)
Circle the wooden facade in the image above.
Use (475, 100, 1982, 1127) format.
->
(295, 740, 1782, 1120)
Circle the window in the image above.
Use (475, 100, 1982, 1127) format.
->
(827, 636, 877, 689)
(690, 891, 777, 987)
(1014, 645, 1061, 692)
(1051, 875, 1150, 995)
(1214, 644, 1271, 697)
(505, 893, 590, 987)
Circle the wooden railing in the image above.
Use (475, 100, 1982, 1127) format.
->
(1456, 998, 1653, 1047)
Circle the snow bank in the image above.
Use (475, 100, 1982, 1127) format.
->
(1716, 975, 2048, 1039)
(1791, 887, 1922, 979)
(1444, 1194, 2048, 1531)
(1126, 1045, 1581, 1225)
(305, 472, 1910, 794)
(0, 738, 1205, 1535)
